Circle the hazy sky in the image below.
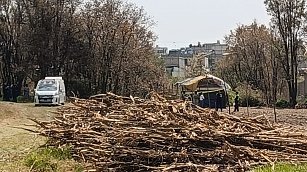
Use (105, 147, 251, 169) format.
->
(127, 0, 271, 49)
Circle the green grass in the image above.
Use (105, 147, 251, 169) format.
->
(17, 95, 33, 103)
(254, 163, 307, 172)
(24, 146, 83, 172)
(74, 164, 85, 172)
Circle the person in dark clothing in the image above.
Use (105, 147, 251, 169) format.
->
(215, 91, 223, 112)
(2, 84, 7, 101)
(6, 84, 12, 101)
(181, 91, 186, 100)
(2, 84, 5, 100)
(234, 91, 239, 112)
(24, 84, 30, 100)
(2, 84, 6, 101)
(12, 84, 18, 102)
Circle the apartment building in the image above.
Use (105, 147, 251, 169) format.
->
(154, 45, 168, 57)
(189, 40, 228, 70)
(159, 40, 228, 78)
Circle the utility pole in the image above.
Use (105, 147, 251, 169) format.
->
(223, 80, 230, 114)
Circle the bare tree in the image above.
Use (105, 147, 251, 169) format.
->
(216, 22, 283, 105)
(0, 0, 167, 98)
(186, 53, 208, 77)
(265, 0, 307, 107)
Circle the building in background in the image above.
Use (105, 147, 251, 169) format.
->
(154, 45, 168, 57)
(163, 56, 187, 78)
(189, 40, 228, 70)
(158, 40, 228, 78)
(162, 49, 192, 78)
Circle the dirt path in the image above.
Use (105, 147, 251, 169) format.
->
(205, 106, 307, 127)
(0, 102, 57, 171)
(232, 106, 307, 127)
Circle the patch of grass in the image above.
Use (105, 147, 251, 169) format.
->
(17, 95, 33, 103)
(254, 163, 307, 172)
(74, 164, 84, 172)
(24, 146, 74, 172)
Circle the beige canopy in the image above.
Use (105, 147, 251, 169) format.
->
(178, 75, 231, 92)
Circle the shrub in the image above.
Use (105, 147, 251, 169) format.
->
(297, 96, 307, 105)
(227, 91, 236, 106)
(17, 96, 33, 103)
(17, 96, 26, 103)
(239, 95, 263, 107)
(276, 99, 290, 108)
(232, 83, 264, 107)
(24, 147, 72, 172)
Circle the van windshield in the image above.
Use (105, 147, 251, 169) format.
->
(37, 80, 57, 91)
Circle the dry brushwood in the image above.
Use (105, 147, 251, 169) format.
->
(31, 92, 307, 171)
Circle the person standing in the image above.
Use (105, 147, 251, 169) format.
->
(3, 84, 6, 101)
(181, 91, 186, 100)
(3, 84, 10, 101)
(12, 84, 18, 102)
(234, 91, 239, 112)
(199, 93, 205, 108)
(215, 91, 223, 112)
(23, 84, 30, 100)
(0, 85, 2, 98)
(8, 84, 13, 101)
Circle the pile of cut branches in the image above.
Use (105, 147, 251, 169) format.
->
(32, 92, 307, 171)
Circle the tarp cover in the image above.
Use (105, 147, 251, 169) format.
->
(180, 75, 231, 92)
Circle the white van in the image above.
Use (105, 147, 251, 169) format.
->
(34, 77, 66, 106)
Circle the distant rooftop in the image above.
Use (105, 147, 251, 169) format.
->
(189, 40, 227, 48)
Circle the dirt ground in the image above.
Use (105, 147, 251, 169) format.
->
(231, 106, 307, 128)
(0, 102, 57, 171)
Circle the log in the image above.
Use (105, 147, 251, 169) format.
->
(28, 92, 307, 171)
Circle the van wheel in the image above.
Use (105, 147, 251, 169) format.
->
(61, 103, 64, 105)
